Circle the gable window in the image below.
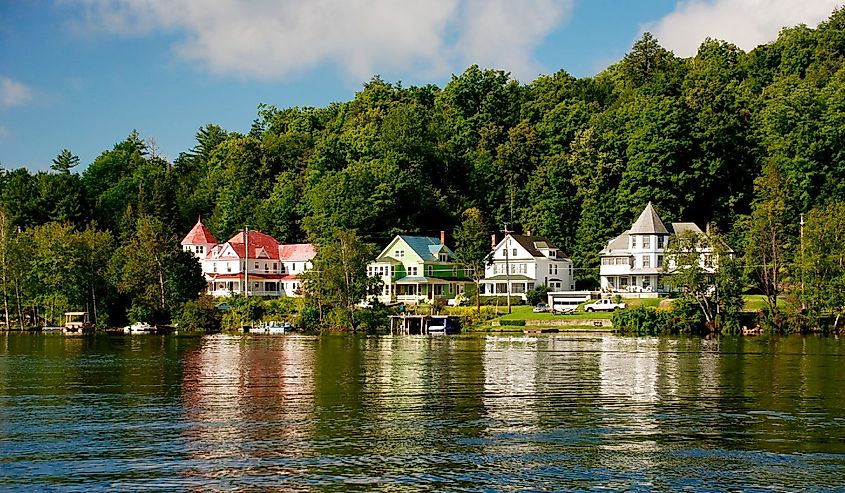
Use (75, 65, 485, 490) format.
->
(643, 236, 650, 249)
(439, 253, 448, 262)
(512, 248, 517, 257)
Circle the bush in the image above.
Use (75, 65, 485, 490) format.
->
(500, 319, 526, 326)
(354, 306, 390, 332)
(448, 306, 500, 328)
(177, 294, 222, 333)
(612, 306, 673, 335)
(298, 304, 321, 331)
(480, 296, 525, 306)
(525, 286, 551, 306)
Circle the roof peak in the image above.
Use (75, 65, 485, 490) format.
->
(629, 202, 669, 235)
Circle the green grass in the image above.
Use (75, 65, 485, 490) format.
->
(495, 305, 612, 321)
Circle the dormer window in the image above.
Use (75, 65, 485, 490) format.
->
(439, 253, 448, 262)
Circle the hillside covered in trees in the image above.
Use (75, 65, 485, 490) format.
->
(2, 9, 845, 330)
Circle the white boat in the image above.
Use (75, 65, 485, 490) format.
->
(123, 322, 157, 334)
(253, 321, 292, 334)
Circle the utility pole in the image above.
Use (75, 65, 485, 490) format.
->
(502, 223, 513, 314)
(244, 225, 250, 297)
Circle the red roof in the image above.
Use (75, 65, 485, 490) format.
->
(278, 243, 316, 261)
(227, 231, 281, 259)
(181, 218, 218, 245)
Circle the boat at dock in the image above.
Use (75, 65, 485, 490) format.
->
(250, 321, 292, 335)
(63, 311, 94, 335)
(123, 322, 157, 334)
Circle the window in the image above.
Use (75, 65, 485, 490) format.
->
(254, 262, 259, 270)
(408, 266, 418, 276)
(197, 245, 204, 254)
(226, 263, 232, 273)
(426, 265, 433, 276)
(395, 250, 405, 258)
(266, 283, 277, 292)
(273, 262, 277, 271)
(642, 277, 651, 290)
(213, 263, 217, 273)
(264, 263, 269, 273)
(643, 236, 650, 249)
(512, 248, 517, 257)
(704, 254, 713, 268)
(632, 236, 638, 249)
(439, 253, 448, 262)
(657, 236, 665, 249)
(657, 255, 663, 268)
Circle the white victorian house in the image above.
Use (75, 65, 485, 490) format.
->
(480, 234, 574, 300)
(599, 202, 719, 294)
(181, 219, 315, 298)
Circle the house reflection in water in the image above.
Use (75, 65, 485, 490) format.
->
(180, 336, 316, 478)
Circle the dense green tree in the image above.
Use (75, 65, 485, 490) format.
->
(800, 202, 845, 329)
(50, 149, 80, 174)
(301, 229, 378, 328)
(453, 207, 491, 311)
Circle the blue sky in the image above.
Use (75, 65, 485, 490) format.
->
(1, 0, 840, 171)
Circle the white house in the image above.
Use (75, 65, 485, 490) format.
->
(599, 202, 720, 294)
(480, 234, 574, 300)
(181, 219, 315, 298)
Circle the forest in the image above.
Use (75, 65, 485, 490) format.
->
(2, 9, 845, 332)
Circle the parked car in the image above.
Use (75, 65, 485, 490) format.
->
(533, 303, 549, 313)
(583, 299, 626, 312)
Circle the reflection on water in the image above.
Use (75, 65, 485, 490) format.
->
(0, 333, 843, 491)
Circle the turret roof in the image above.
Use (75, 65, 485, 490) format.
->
(629, 202, 670, 235)
(181, 218, 218, 245)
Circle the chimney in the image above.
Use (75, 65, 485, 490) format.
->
(491, 233, 497, 249)
(440, 230, 446, 245)
(706, 222, 711, 235)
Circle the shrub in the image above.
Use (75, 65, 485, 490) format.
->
(500, 319, 526, 326)
(526, 286, 551, 306)
(177, 294, 222, 333)
(612, 306, 673, 335)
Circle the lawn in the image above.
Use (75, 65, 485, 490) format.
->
(496, 305, 613, 321)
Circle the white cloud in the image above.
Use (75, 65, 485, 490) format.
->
(646, 0, 842, 57)
(67, 0, 572, 81)
(0, 77, 33, 109)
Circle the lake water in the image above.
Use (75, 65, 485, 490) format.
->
(1, 333, 843, 491)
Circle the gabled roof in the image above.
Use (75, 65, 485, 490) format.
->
(181, 218, 218, 245)
(630, 202, 670, 235)
(227, 230, 281, 259)
(496, 234, 564, 258)
(278, 243, 316, 261)
(398, 235, 453, 261)
(667, 222, 703, 235)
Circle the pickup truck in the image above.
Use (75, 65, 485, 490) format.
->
(583, 299, 626, 312)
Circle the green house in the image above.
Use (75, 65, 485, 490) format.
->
(367, 234, 472, 304)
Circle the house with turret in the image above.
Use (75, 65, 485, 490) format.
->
(599, 202, 723, 294)
(367, 233, 472, 304)
(181, 219, 315, 298)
